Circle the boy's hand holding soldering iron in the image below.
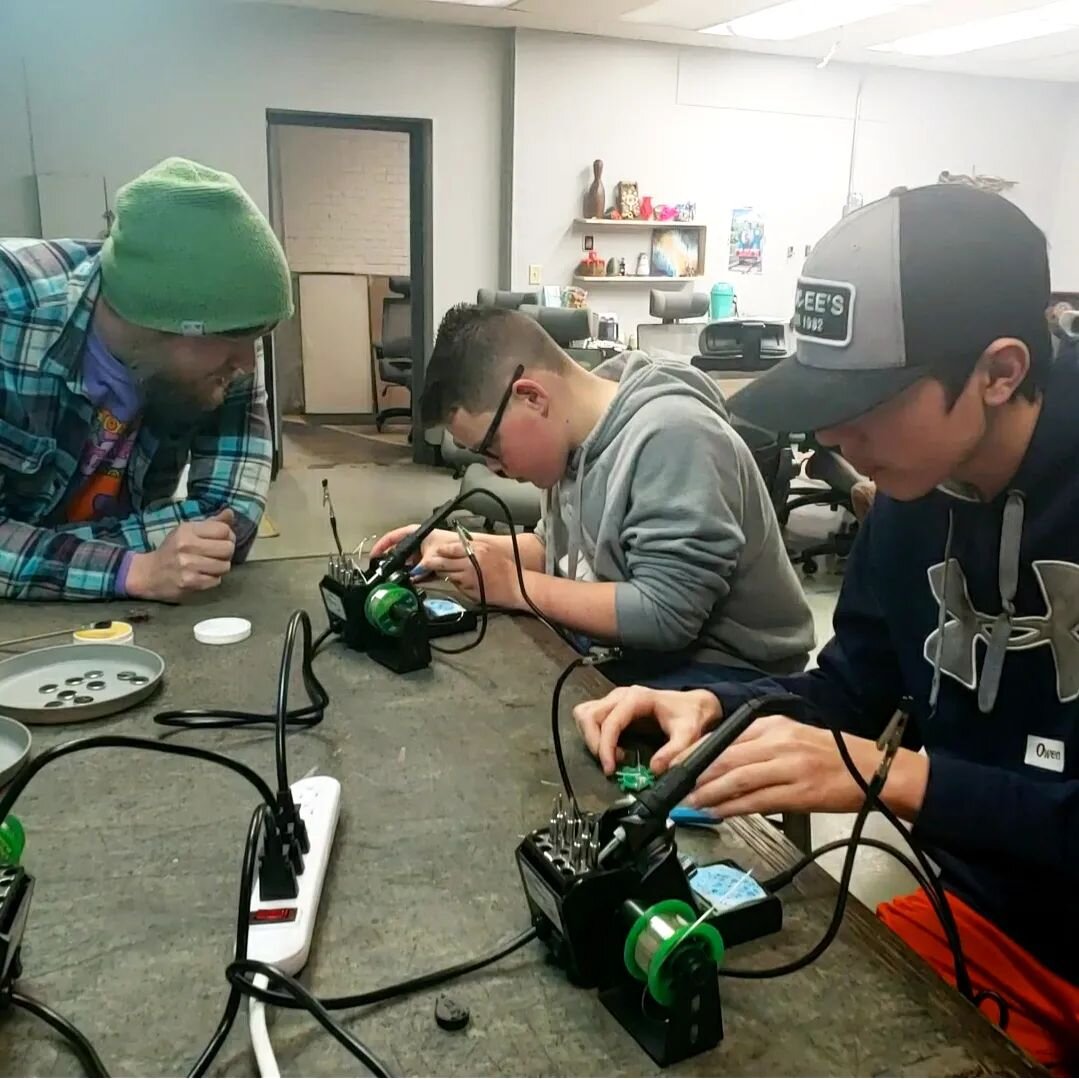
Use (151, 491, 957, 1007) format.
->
(372, 525, 524, 608)
(574, 685, 928, 819)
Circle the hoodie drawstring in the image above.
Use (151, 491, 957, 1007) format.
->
(930, 490, 1026, 715)
(977, 490, 1025, 713)
(928, 508, 954, 716)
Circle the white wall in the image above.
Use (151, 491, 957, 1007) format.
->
(1048, 97, 1079, 292)
(2, 0, 508, 322)
(275, 126, 410, 276)
(0, 9, 39, 237)
(512, 31, 1072, 340)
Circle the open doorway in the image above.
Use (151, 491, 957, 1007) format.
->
(265, 109, 434, 471)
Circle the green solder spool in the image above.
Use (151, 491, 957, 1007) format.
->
(365, 583, 419, 637)
(0, 815, 25, 866)
(623, 899, 724, 1006)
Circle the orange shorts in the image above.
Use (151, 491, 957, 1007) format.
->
(878, 890, 1079, 1075)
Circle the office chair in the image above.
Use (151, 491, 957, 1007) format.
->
(691, 318, 861, 573)
(476, 288, 541, 309)
(375, 276, 412, 432)
(692, 317, 789, 372)
(636, 286, 708, 356)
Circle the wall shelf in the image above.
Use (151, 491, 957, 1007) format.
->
(574, 217, 706, 230)
(573, 275, 704, 285)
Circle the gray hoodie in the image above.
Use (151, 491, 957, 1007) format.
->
(535, 351, 814, 673)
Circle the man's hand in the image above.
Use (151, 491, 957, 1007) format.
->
(125, 509, 237, 601)
(682, 714, 928, 820)
(573, 685, 723, 776)
(421, 536, 523, 608)
(370, 525, 458, 577)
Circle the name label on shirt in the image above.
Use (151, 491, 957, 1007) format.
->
(1024, 734, 1065, 773)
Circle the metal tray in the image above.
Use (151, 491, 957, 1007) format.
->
(0, 715, 31, 785)
(0, 644, 165, 726)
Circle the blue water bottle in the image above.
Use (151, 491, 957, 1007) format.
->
(710, 282, 737, 320)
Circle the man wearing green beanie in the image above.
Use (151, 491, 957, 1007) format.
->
(0, 157, 293, 600)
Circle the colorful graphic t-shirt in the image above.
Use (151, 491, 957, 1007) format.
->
(63, 329, 142, 523)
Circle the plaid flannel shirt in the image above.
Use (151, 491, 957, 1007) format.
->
(0, 238, 271, 600)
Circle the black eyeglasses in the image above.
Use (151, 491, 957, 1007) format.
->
(473, 364, 524, 459)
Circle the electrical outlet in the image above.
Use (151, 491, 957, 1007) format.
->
(528, 264, 542, 285)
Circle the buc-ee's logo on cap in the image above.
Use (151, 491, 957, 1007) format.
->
(794, 277, 854, 347)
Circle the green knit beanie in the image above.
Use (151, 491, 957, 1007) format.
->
(100, 157, 293, 335)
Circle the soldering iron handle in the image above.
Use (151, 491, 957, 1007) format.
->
(616, 693, 804, 848)
(370, 486, 527, 583)
(368, 498, 457, 582)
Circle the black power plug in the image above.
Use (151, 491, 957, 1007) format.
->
(259, 818, 299, 901)
(276, 789, 310, 854)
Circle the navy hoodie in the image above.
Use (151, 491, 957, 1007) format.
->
(708, 348, 1079, 985)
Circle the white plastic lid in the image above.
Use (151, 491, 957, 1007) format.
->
(193, 617, 252, 646)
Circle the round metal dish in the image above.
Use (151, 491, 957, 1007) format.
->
(0, 715, 31, 785)
(0, 644, 165, 726)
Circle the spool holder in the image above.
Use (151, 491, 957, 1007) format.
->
(319, 562, 431, 674)
(516, 798, 737, 1066)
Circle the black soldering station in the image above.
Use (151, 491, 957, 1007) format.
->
(516, 695, 796, 1066)
(318, 485, 485, 674)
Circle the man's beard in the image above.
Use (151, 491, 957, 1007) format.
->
(140, 371, 218, 434)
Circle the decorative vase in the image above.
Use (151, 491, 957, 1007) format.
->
(583, 160, 605, 219)
(635, 252, 650, 276)
(639, 196, 654, 220)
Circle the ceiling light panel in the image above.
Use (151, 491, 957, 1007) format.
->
(872, 1, 1079, 56)
(701, 0, 932, 41)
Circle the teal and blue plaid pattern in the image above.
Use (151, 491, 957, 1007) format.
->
(0, 239, 270, 599)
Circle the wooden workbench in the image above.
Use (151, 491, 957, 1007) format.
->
(0, 557, 1038, 1076)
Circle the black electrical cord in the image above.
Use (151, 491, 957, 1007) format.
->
(0, 736, 276, 823)
(757, 830, 1009, 1030)
(718, 772, 883, 980)
(188, 805, 266, 1077)
(430, 549, 489, 655)
(552, 656, 587, 812)
(763, 835, 941, 900)
(232, 926, 538, 1011)
(226, 960, 392, 1077)
(825, 723, 975, 1002)
(154, 609, 329, 740)
(6, 991, 109, 1078)
(272, 611, 318, 791)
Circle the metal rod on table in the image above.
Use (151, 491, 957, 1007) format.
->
(0, 622, 113, 650)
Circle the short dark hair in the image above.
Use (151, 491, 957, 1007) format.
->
(420, 304, 566, 427)
(935, 323, 1053, 407)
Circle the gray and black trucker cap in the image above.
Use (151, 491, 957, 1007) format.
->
(728, 184, 1051, 433)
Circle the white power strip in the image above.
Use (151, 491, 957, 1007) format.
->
(248, 775, 341, 975)
(248, 775, 341, 1078)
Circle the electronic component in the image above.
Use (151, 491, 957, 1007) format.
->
(616, 760, 654, 793)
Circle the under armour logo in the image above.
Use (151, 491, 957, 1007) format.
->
(924, 559, 1079, 702)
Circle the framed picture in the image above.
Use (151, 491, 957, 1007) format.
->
(729, 207, 764, 274)
(651, 228, 700, 278)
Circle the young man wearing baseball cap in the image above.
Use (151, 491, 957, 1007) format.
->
(574, 185, 1078, 1070)
(0, 157, 292, 601)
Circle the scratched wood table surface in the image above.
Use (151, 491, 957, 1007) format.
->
(0, 556, 1039, 1077)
